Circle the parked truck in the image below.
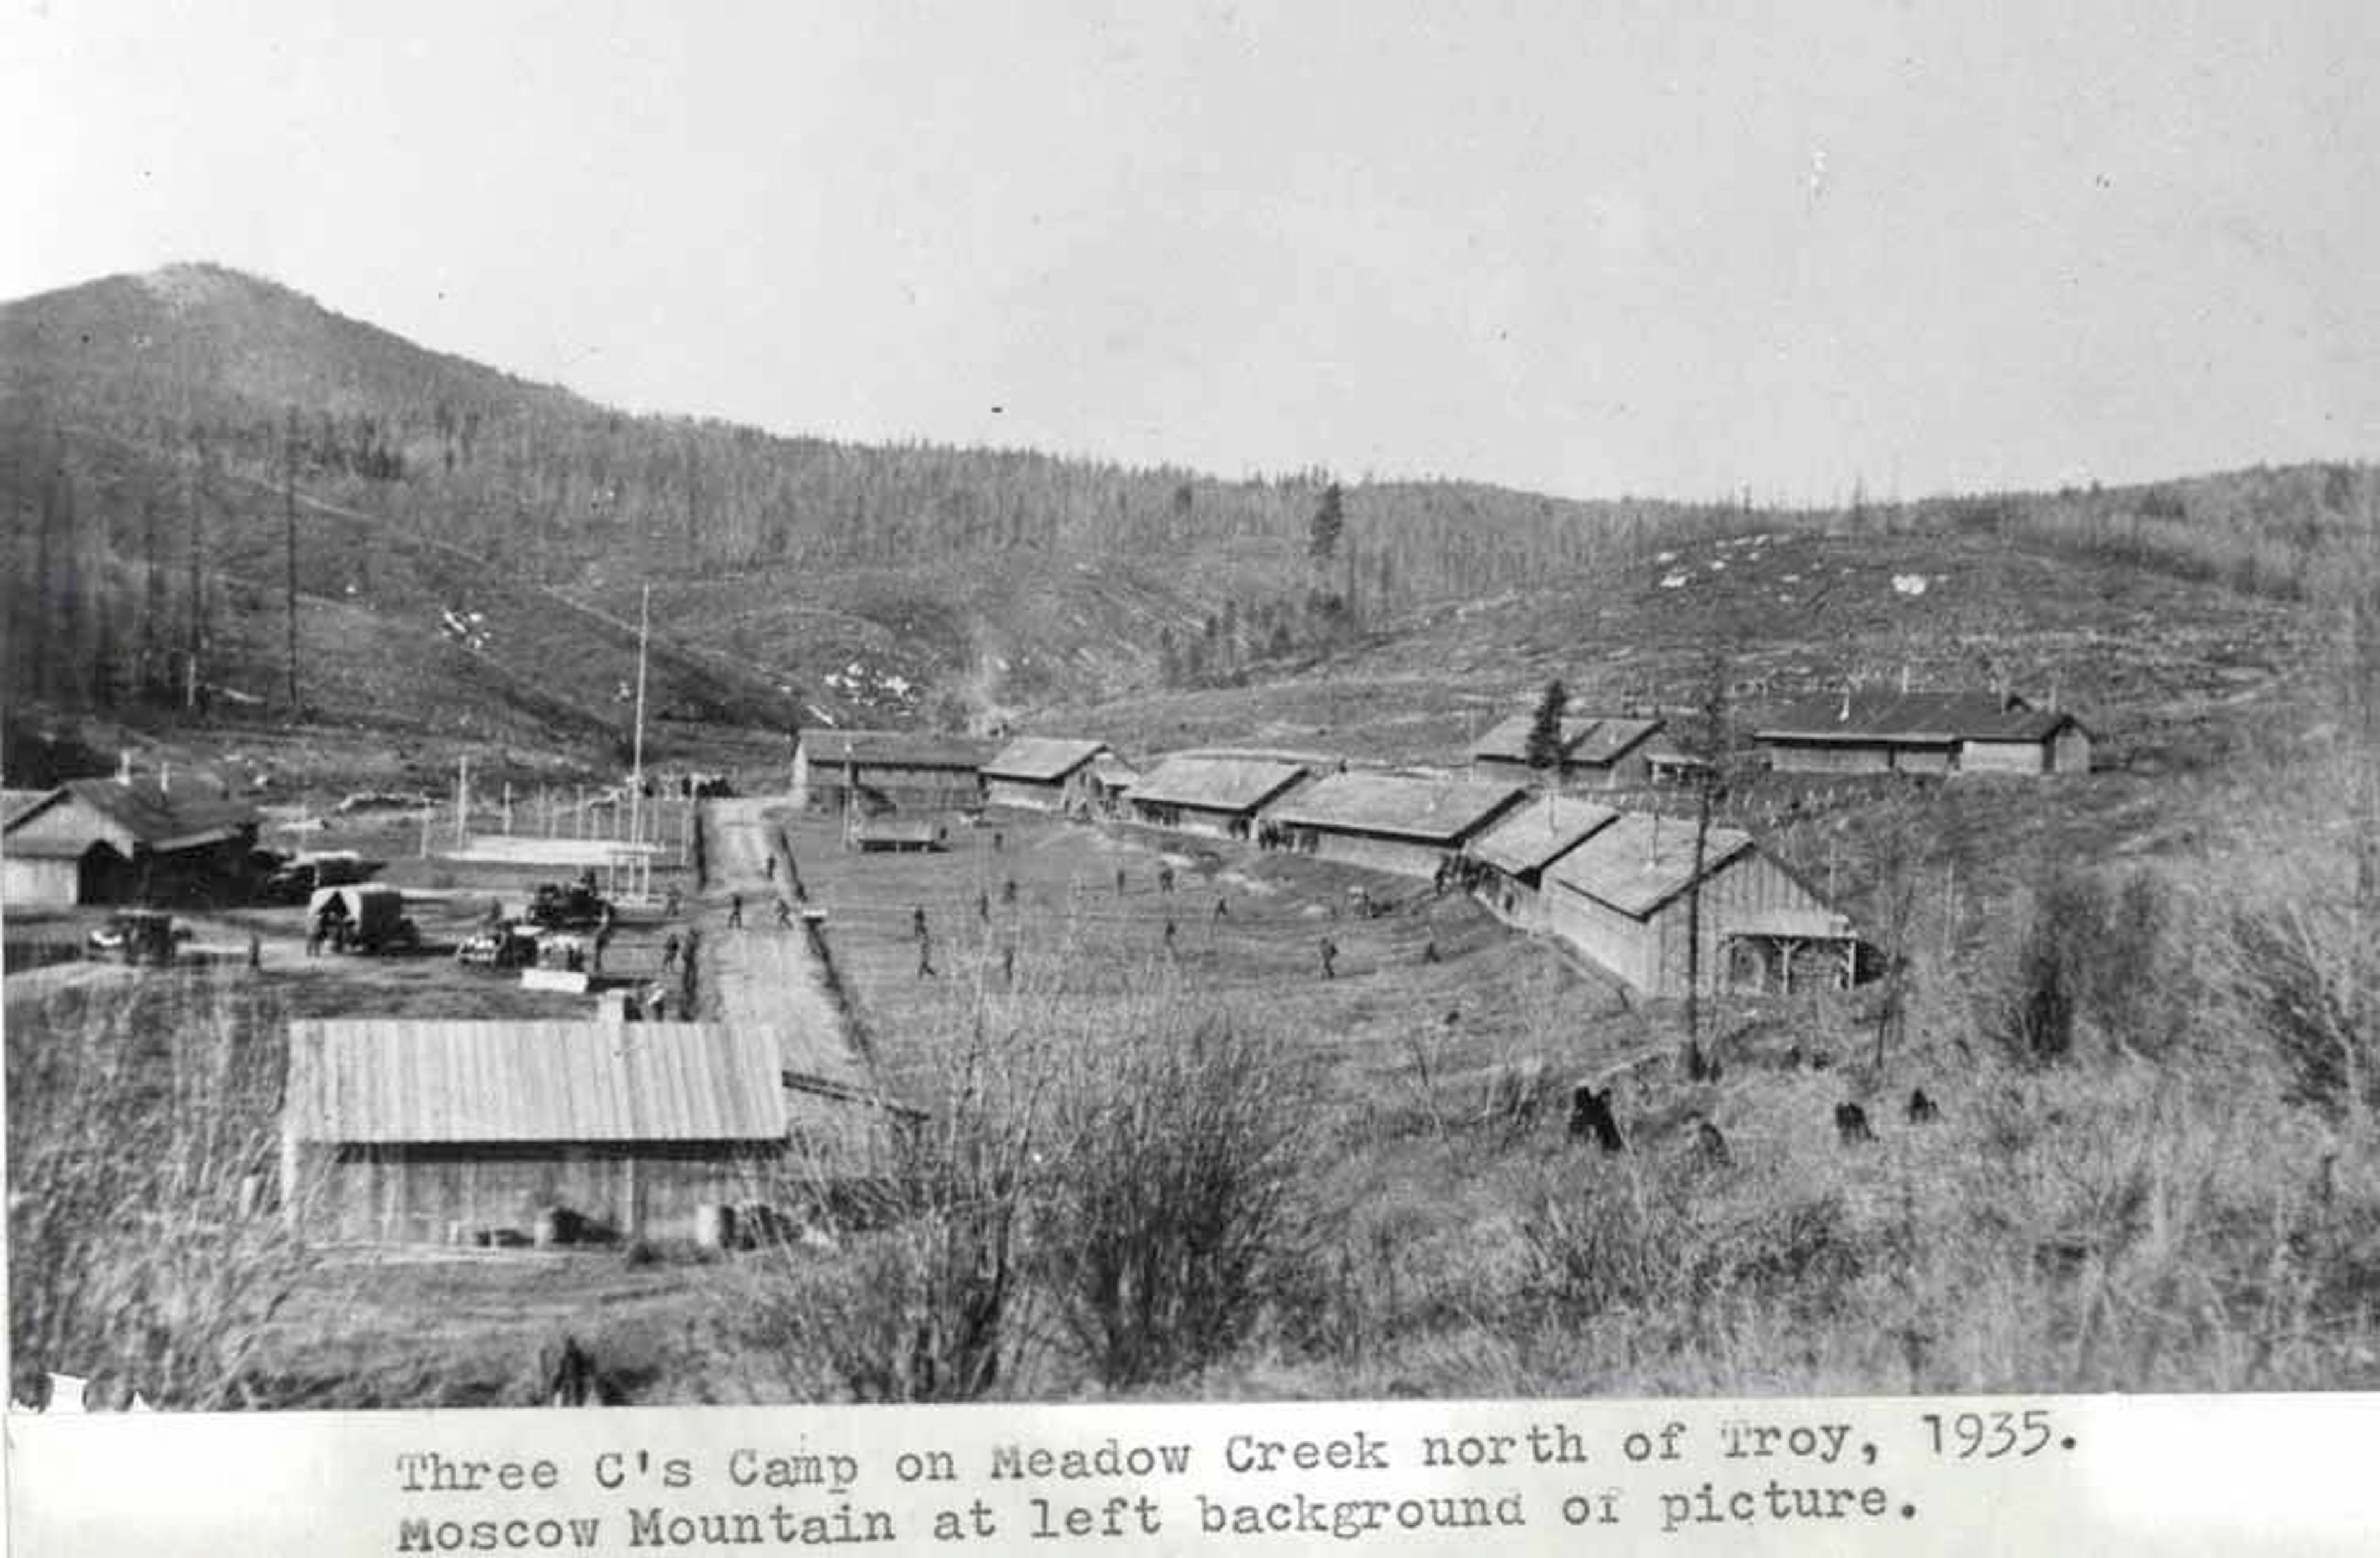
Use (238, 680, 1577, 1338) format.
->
(309, 884, 420, 954)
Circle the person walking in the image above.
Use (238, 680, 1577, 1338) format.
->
(727, 893, 743, 929)
(1319, 936, 1338, 980)
(774, 897, 793, 928)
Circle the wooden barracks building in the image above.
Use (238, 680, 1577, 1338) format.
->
(281, 1020, 902, 1244)
(1, 775, 260, 907)
(1755, 690, 2091, 777)
(1267, 770, 1525, 878)
(790, 730, 997, 814)
(980, 737, 1112, 812)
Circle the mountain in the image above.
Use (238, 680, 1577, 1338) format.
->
(0, 262, 2367, 786)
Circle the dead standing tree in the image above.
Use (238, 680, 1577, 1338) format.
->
(1680, 650, 1740, 1079)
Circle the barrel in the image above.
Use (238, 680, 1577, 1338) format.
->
(694, 1202, 737, 1251)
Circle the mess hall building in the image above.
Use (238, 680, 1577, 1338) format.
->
(1267, 771, 1526, 878)
(1470, 711, 1665, 790)
(790, 730, 996, 814)
(280, 1020, 902, 1244)
(980, 737, 1113, 812)
(1, 775, 260, 908)
(1538, 812, 1856, 998)
(1755, 690, 2091, 777)
(1124, 755, 1309, 839)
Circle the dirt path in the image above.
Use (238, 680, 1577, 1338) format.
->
(693, 798, 867, 1075)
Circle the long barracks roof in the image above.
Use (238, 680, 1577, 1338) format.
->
(1470, 795, 1621, 877)
(801, 730, 997, 770)
(284, 1021, 790, 1144)
(1755, 691, 2078, 745)
(4, 778, 260, 850)
(1127, 755, 1309, 814)
(1471, 713, 1662, 766)
(982, 737, 1110, 783)
(1269, 771, 1525, 844)
(1543, 812, 1754, 919)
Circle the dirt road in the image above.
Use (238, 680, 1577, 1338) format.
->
(693, 798, 870, 1081)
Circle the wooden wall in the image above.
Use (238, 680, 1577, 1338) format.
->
(288, 1140, 782, 1244)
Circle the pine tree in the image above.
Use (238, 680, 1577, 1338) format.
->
(1524, 679, 1569, 770)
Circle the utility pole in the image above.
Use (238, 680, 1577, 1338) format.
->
(455, 755, 469, 850)
(628, 583, 650, 850)
(284, 405, 301, 713)
(186, 425, 206, 708)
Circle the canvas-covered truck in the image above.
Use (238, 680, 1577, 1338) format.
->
(309, 884, 420, 954)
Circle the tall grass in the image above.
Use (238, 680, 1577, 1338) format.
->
(7, 969, 319, 1407)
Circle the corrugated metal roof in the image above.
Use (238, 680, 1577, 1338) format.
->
(1127, 755, 1308, 814)
(1756, 691, 2075, 744)
(285, 1021, 789, 1144)
(1543, 812, 1753, 919)
(1470, 796, 1621, 876)
(801, 730, 995, 770)
(982, 737, 1109, 782)
(4, 778, 258, 850)
(1472, 713, 1661, 766)
(1269, 771, 1524, 843)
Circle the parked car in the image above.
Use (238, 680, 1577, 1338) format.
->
(87, 910, 190, 967)
(265, 850, 370, 904)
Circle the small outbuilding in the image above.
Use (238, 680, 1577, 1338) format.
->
(1755, 690, 2091, 777)
(1267, 771, 1527, 878)
(1, 776, 260, 907)
(280, 1021, 889, 1244)
(1471, 711, 1665, 789)
(981, 737, 1113, 812)
(1540, 812, 1854, 997)
(791, 730, 996, 814)
(1125, 755, 1309, 839)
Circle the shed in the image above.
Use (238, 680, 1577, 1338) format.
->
(1126, 755, 1308, 839)
(1755, 691, 2091, 777)
(1540, 813, 1852, 997)
(281, 1021, 896, 1244)
(1471, 711, 1665, 789)
(791, 730, 995, 814)
(1267, 772, 1526, 878)
(848, 816, 946, 853)
(2, 777, 259, 907)
(981, 737, 1112, 812)
(1466, 795, 1620, 928)
(1086, 755, 1141, 813)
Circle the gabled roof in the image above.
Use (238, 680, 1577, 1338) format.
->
(982, 737, 1110, 783)
(1470, 795, 1621, 877)
(1756, 691, 2078, 745)
(284, 1021, 789, 1144)
(5, 778, 259, 850)
(1269, 771, 1525, 844)
(801, 729, 995, 770)
(1127, 755, 1308, 814)
(1472, 713, 1662, 767)
(1088, 755, 1141, 789)
(1569, 717, 1664, 765)
(1543, 812, 1753, 919)
(2, 788, 53, 827)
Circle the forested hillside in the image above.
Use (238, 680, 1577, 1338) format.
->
(1, 263, 2368, 750)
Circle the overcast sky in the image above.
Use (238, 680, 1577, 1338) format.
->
(6, 1, 2375, 501)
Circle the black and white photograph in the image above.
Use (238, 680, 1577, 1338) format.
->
(4, 0, 2377, 1425)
